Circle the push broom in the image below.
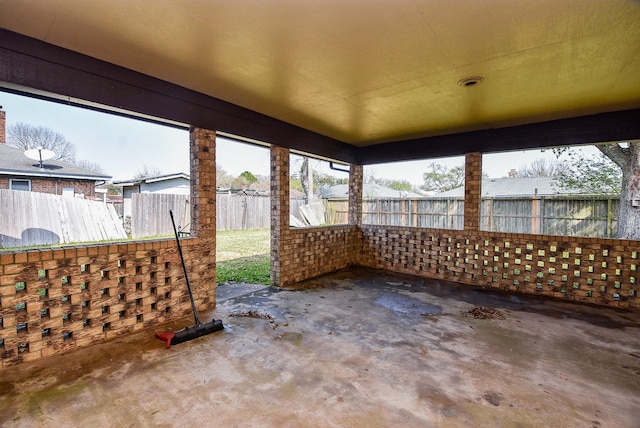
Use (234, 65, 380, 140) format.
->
(155, 210, 223, 348)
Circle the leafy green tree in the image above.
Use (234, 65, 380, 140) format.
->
(104, 183, 122, 195)
(232, 170, 258, 188)
(421, 163, 465, 193)
(386, 179, 415, 192)
(239, 170, 258, 185)
(553, 149, 621, 194)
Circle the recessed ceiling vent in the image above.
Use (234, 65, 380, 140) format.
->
(457, 76, 484, 87)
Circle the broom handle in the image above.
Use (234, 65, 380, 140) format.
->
(169, 210, 202, 326)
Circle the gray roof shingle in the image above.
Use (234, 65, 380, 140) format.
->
(0, 144, 111, 180)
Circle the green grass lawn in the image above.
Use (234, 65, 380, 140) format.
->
(216, 228, 270, 285)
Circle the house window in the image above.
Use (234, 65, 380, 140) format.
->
(10, 179, 31, 191)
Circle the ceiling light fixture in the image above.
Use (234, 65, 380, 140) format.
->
(457, 76, 484, 87)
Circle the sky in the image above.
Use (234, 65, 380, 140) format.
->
(1, 90, 596, 185)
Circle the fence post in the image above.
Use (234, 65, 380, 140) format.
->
(607, 198, 613, 238)
(531, 193, 541, 234)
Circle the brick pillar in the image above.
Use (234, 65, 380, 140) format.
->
(270, 145, 290, 286)
(189, 127, 216, 239)
(0, 107, 6, 144)
(464, 152, 482, 232)
(349, 164, 363, 225)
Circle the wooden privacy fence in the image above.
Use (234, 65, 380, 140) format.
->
(131, 193, 190, 238)
(482, 195, 619, 237)
(43, 191, 617, 239)
(0, 189, 126, 248)
(360, 198, 464, 229)
(131, 192, 270, 236)
(216, 192, 270, 230)
(350, 195, 619, 238)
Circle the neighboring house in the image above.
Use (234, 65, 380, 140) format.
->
(0, 109, 111, 199)
(435, 176, 596, 198)
(321, 183, 423, 199)
(114, 172, 190, 217)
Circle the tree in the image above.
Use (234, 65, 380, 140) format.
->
(553, 142, 640, 239)
(421, 163, 465, 193)
(385, 179, 415, 193)
(516, 158, 568, 178)
(73, 159, 105, 174)
(233, 170, 258, 188)
(596, 143, 640, 239)
(104, 183, 122, 195)
(216, 165, 234, 188)
(7, 122, 76, 162)
(553, 149, 621, 194)
(134, 165, 163, 179)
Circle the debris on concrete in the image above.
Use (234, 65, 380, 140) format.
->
(229, 309, 278, 329)
(464, 306, 506, 320)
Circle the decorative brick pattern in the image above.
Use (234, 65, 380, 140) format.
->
(0, 239, 214, 366)
(359, 226, 639, 309)
(281, 226, 359, 285)
(0, 127, 217, 368)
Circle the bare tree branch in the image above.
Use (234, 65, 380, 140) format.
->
(7, 122, 76, 162)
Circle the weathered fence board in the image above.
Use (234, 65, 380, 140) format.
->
(0, 189, 126, 248)
(127, 192, 620, 238)
(131, 193, 190, 238)
(216, 193, 270, 231)
(361, 198, 464, 230)
(357, 196, 619, 238)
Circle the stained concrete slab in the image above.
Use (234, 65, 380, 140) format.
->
(1, 267, 639, 427)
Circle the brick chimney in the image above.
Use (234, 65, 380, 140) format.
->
(0, 106, 5, 144)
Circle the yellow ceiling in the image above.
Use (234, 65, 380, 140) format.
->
(0, 0, 639, 146)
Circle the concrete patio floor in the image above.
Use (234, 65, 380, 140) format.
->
(1, 267, 639, 427)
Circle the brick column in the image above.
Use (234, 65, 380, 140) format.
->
(0, 108, 6, 144)
(464, 152, 482, 232)
(270, 145, 290, 286)
(189, 127, 216, 239)
(349, 164, 363, 225)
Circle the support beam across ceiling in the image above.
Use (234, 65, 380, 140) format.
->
(359, 109, 640, 165)
(0, 29, 357, 164)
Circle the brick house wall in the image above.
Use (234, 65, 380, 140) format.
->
(23, 177, 96, 198)
(0, 177, 97, 198)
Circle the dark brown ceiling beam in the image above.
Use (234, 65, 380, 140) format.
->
(0, 28, 358, 163)
(359, 108, 640, 165)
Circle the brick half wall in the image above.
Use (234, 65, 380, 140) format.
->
(0, 127, 218, 368)
(359, 225, 640, 309)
